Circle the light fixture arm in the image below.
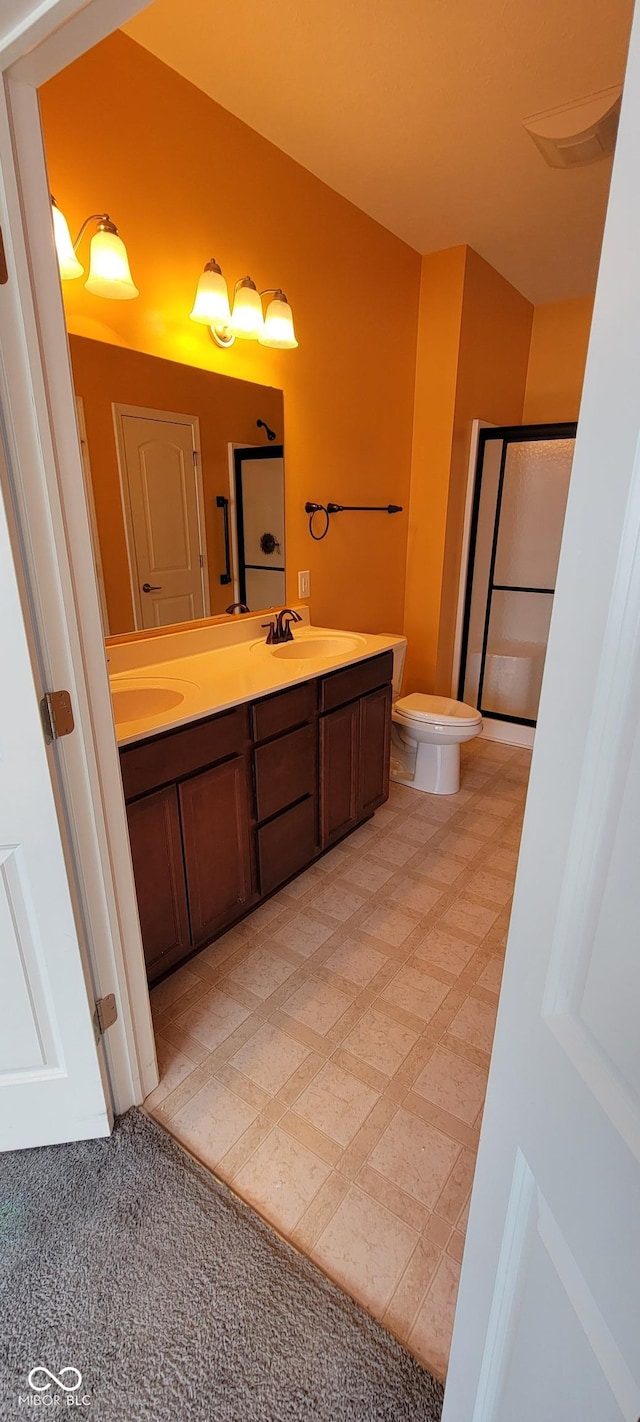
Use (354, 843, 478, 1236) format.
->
(72, 213, 116, 252)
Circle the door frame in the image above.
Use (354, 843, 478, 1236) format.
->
(457, 421, 576, 730)
(232, 443, 286, 609)
(112, 402, 209, 629)
(451, 419, 543, 751)
(0, 0, 159, 1118)
(451, 419, 493, 698)
(1, 1, 638, 1402)
(76, 395, 110, 633)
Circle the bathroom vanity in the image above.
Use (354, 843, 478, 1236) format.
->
(117, 639, 397, 983)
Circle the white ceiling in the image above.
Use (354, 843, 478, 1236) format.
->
(123, 0, 634, 303)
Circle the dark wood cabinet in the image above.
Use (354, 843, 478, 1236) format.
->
(320, 700, 360, 846)
(180, 757, 254, 946)
(360, 685, 392, 817)
(320, 680, 392, 847)
(253, 723, 316, 822)
(125, 785, 190, 980)
(121, 651, 393, 983)
(257, 796, 318, 896)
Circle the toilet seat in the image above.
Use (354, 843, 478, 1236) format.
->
(394, 693, 482, 729)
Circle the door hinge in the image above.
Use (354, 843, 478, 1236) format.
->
(40, 690, 75, 743)
(192, 449, 198, 466)
(199, 553, 204, 568)
(93, 993, 118, 1041)
(0, 227, 8, 286)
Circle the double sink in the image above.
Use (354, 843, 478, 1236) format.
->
(110, 628, 367, 727)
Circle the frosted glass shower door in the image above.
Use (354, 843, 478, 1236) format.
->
(459, 425, 575, 725)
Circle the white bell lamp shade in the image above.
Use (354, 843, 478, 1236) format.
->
(229, 278, 264, 339)
(85, 224, 139, 299)
(190, 260, 231, 325)
(259, 292, 298, 349)
(51, 200, 84, 280)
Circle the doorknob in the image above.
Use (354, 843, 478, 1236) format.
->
(142, 582, 162, 592)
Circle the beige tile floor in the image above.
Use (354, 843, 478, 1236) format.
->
(146, 737, 530, 1381)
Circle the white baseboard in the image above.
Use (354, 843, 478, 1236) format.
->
(480, 717, 535, 750)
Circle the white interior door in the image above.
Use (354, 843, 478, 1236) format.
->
(0, 438, 110, 1152)
(116, 408, 206, 629)
(443, 15, 640, 1421)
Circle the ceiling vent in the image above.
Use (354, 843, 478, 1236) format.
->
(523, 87, 621, 169)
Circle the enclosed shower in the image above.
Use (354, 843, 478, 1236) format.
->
(458, 422, 576, 729)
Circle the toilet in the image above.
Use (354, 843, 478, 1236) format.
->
(391, 693, 482, 795)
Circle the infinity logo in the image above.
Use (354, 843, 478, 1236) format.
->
(27, 1367, 83, 1394)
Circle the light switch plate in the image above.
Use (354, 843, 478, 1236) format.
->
(298, 570, 310, 598)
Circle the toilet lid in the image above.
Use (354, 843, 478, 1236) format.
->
(394, 693, 482, 725)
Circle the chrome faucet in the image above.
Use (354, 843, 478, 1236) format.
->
(262, 608, 303, 644)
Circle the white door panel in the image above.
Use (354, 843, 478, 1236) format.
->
(0, 437, 109, 1151)
(117, 410, 205, 629)
(443, 10, 640, 1419)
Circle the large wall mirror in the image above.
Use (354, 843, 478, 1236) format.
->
(70, 336, 286, 636)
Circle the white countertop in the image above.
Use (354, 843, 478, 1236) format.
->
(110, 617, 406, 746)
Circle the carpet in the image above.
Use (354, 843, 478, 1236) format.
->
(0, 1109, 443, 1421)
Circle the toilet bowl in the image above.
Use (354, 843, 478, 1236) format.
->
(391, 693, 482, 795)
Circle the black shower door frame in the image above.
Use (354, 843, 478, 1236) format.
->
(457, 421, 577, 727)
(233, 444, 285, 607)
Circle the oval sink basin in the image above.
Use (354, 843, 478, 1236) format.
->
(271, 635, 363, 660)
(111, 686, 186, 721)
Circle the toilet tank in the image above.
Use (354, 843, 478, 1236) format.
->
(391, 639, 407, 697)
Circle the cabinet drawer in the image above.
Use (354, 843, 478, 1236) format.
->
(252, 681, 317, 742)
(120, 705, 249, 800)
(254, 723, 316, 822)
(257, 797, 318, 896)
(319, 651, 394, 713)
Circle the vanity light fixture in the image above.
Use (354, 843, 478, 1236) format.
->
(51, 196, 139, 299)
(189, 260, 298, 349)
(189, 258, 232, 329)
(229, 277, 265, 339)
(259, 290, 298, 349)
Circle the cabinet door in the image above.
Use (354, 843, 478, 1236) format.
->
(126, 786, 190, 983)
(320, 700, 360, 847)
(359, 684, 392, 817)
(180, 756, 254, 947)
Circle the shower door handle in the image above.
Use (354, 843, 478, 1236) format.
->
(217, 495, 232, 585)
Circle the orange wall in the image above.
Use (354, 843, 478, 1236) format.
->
(436, 248, 533, 691)
(404, 246, 533, 693)
(70, 335, 283, 632)
(40, 31, 420, 636)
(404, 247, 466, 691)
(523, 296, 594, 424)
